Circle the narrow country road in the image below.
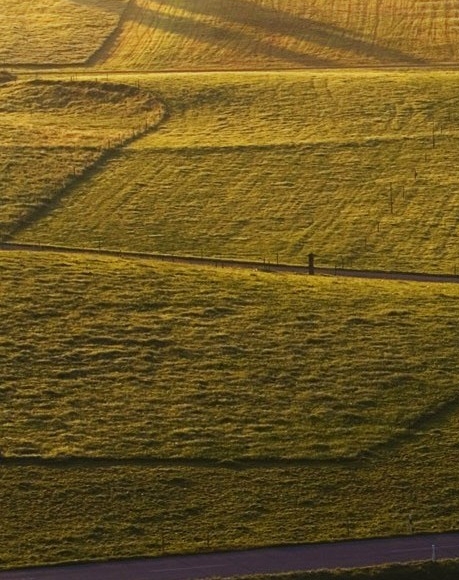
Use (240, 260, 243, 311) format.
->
(1, 533, 459, 580)
(2, 242, 459, 284)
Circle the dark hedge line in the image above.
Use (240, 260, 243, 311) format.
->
(236, 560, 459, 580)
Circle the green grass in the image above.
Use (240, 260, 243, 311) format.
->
(1, 250, 459, 567)
(2, 250, 459, 461)
(17, 70, 459, 273)
(0, 78, 165, 239)
(5, 2, 459, 571)
(0, 0, 128, 66)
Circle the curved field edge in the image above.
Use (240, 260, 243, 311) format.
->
(1, 251, 459, 567)
(1, 412, 459, 567)
(2, 250, 459, 461)
(18, 70, 459, 275)
(0, 0, 129, 67)
(0, 78, 166, 241)
(5, 0, 459, 71)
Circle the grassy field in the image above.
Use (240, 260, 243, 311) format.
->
(3, 0, 459, 572)
(17, 70, 459, 274)
(226, 561, 459, 580)
(96, 0, 459, 70)
(0, 78, 165, 240)
(0, 0, 128, 66)
(1, 249, 459, 567)
(3, 250, 459, 461)
(3, 1, 459, 71)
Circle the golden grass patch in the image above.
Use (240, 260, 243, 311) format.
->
(0, 0, 128, 66)
(97, 0, 459, 70)
(2, 250, 459, 461)
(0, 78, 165, 240)
(18, 70, 459, 274)
(1, 250, 459, 567)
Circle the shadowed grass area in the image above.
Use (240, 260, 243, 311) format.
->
(18, 70, 459, 274)
(1, 251, 459, 567)
(223, 561, 459, 580)
(96, 0, 459, 70)
(3, 0, 459, 71)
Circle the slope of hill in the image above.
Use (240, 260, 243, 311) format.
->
(0, 0, 128, 66)
(1, 250, 459, 567)
(96, 0, 459, 70)
(17, 70, 459, 274)
(0, 78, 165, 240)
(3, 0, 459, 71)
(4, 0, 459, 572)
(3, 250, 459, 462)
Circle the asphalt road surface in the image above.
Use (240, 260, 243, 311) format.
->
(1, 533, 459, 580)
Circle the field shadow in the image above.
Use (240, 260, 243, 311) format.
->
(87, 0, 428, 68)
(142, 8, 337, 67)
(89, 0, 337, 68)
(147, 0, 426, 66)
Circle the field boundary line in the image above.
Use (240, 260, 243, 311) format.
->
(2, 241, 459, 284)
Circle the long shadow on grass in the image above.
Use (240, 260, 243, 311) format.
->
(165, 0, 426, 65)
(91, 0, 338, 68)
(4, 395, 459, 470)
(86, 0, 136, 66)
(108, 0, 426, 68)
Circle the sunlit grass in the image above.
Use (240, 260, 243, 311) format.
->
(3, 0, 459, 71)
(98, 0, 459, 70)
(1, 250, 459, 568)
(2, 250, 459, 461)
(0, 0, 128, 66)
(0, 78, 165, 239)
(18, 70, 459, 273)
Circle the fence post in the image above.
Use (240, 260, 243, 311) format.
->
(308, 253, 315, 275)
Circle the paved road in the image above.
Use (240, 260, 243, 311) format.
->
(2, 242, 459, 284)
(1, 533, 459, 580)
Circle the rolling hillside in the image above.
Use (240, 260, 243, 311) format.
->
(94, 0, 459, 70)
(1, 250, 459, 567)
(0, 78, 165, 240)
(0, 0, 128, 66)
(3, 251, 459, 462)
(3, 0, 459, 573)
(3, 0, 459, 70)
(16, 70, 459, 274)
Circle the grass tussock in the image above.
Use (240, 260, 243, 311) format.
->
(0, 70, 15, 84)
